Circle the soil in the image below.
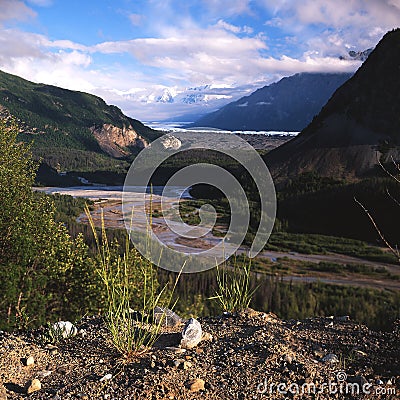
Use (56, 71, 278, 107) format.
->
(0, 311, 399, 399)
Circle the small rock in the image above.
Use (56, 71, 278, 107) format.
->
(173, 359, 184, 368)
(354, 349, 368, 357)
(51, 321, 77, 339)
(45, 344, 58, 355)
(23, 356, 35, 366)
(161, 134, 182, 150)
(77, 393, 88, 399)
(321, 354, 339, 364)
(26, 379, 41, 394)
(154, 307, 183, 327)
(165, 347, 186, 354)
(183, 361, 193, 370)
(99, 374, 112, 382)
(335, 315, 350, 322)
(36, 370, 52, 379)
(181, 318, 202, 349)
(284, 355, 293, 364)
(187, 378, 205, 392)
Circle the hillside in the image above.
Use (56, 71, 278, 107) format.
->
(265, 29, 400, 181)
(189, 73, 353, 131)
(0, 312, 399, 399)
(0, 70, 161, 172)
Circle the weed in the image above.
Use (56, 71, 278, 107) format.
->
(210, 256, 258, 313)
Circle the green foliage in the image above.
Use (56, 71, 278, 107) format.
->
(86, 207, 180, 359)
(211, 257, 257, 313)
(0, 120, 100, 330)
(0, 69, 161, 173)
(265, 232, 398, 263)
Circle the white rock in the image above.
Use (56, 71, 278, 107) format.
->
(99, 374, 112, 382)
(181, 318, 202, 349)
(161, 134, 181, 150)
(154, 307, 183, 327)
(51, 321, 78, 338)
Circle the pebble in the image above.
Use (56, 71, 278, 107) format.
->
(99, 374, 112, 382)
(187, 378, 205, 392)
(321, 354, 339, 363)
(26, 378, 42, 394)
(154, 307, 183, 327)
(335, 315, 350, 322)
(181, 318, 202, 349)
(23, 356, 35, 366)
(36, 370, 53, 379)
(51, 321, 77, 339)
(165, 347, 186, 354)
(183, 361, 193, 370)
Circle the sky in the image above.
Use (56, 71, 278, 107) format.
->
(0, 0, 399, 122)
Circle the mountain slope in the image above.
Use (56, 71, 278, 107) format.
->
(0, 70, 161, 171)
(265, 29, 400, 182)
(189, 73, 353, 131)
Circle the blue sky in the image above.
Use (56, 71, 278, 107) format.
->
(0, 0, 399, 121)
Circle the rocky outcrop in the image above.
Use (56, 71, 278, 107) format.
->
(91, 123, 148, 158)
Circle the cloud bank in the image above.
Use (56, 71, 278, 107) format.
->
(0, 0, 398, 121)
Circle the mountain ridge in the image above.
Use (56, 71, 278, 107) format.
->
(0, 70, 161, 171)
(189, 72, 353, 131)
(265, 28, 400, 182)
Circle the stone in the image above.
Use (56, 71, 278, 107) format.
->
(187, 378, 205, 392)
(161, 134, 182, 150)
(26, 379, 41, 394)
(165, 347, 186, 354)
(45, 344, 58, 355)
(181, 318, 202, 349)
(154, 307, 183, 327)
(182, 361, 193, 370)
(336, 315, 350, 322)
(51, 321, 77, 339)
(321, 354, 339, 363)
(36, 370, 52, 379)
(22, 356, 35, 366)
(99, 374, 112, 382)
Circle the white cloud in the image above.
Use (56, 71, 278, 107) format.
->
(215, 19, 253, 34)
(0, 0, 36, 22)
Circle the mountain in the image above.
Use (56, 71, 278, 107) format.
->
(188, 72, 353, 131)
(340, 48, 374, 61)
(0, 70, 161, 172)
(265, 29, 400, 182)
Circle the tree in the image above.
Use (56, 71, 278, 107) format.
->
(0, 120, 99, 329)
